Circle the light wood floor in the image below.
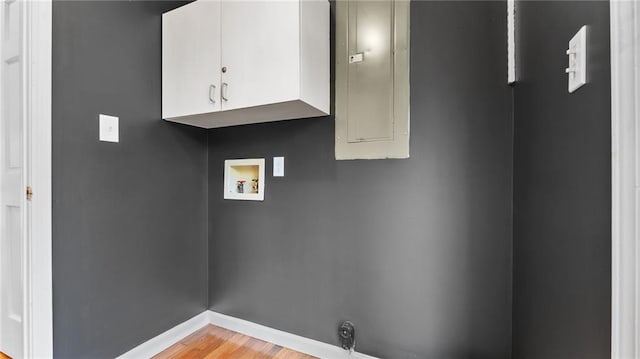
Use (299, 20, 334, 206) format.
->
(153, 324, 318, 359)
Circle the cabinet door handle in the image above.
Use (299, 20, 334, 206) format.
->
(221, 82, 229, 102)
(209, 84, 216, 104)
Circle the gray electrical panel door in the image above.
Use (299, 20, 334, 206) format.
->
(347, 1, 394, 142)
(336, 0, 410, 160)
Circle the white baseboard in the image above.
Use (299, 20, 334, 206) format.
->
(116, 311, 210, 359)
(117, 310, 379, 359)
(206, 311, 378, 359)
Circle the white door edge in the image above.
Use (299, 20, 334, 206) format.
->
(611, 0, 639, 358)
(24, 0, 53, 357)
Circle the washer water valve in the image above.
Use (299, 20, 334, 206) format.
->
(338, 321, 356, 352)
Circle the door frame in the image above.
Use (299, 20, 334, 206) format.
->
(21, 0, 52, 357)
(611, 0, 639, 358)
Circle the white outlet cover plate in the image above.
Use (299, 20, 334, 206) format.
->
(567, 25, 587, 93)
(273, 156, 284, 177)
(99, 114, 119, 142)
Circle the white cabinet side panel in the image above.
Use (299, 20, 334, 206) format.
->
(300, 0, 330, 114)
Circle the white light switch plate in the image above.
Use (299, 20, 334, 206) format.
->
(566, 25, 587, 93)
(99, 114, 119, 142)
(273, 156, 284, 177)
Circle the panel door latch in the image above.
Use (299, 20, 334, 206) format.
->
(26, 186, 33, 201)
(349, 52, 364, 64)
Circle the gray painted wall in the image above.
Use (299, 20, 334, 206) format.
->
(50, 1, 614, 358)
(52, 1, 208, 358)
(207, 2, 513, 358)
(512, 1, 611, 358)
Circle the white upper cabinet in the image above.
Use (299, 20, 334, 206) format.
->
(162, 0, 329, 129)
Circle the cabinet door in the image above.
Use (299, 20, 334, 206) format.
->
(220, 0, 300, 111)
(162, 1, 221, 119)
